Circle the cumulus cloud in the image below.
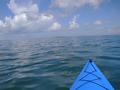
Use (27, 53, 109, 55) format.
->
(49, 22, 61, 31)
(0, 0, 61, 34)
(51, 0, 104, 10)
(0, 20, 5, 27)
(69, 16, 79, 30)
(8, 0, 39, 14)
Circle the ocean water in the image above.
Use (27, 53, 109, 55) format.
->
(0, 35, 120, 90)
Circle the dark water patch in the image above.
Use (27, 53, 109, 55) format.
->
(0, 52, 18, 57)
(111, 80, 120, 90)
(96, 55, 120, 61)
(0, 76, 14, 85)
(74, 50, 91, 54)
(0, 70, 15, 77)
(54, 87, 69, 90)
(110, 46, 120, 49)
(0, 57, 19, 61)
(2, 86, 22, 90)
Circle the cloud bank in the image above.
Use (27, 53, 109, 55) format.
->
(51, 0, 104, 10)
(0, 0, 61, 34)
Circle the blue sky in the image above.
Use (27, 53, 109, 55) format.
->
(0, 0, 120, 37)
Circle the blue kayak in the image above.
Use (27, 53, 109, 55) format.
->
(70, 59, 114, 90)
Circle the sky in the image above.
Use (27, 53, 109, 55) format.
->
(0, 0, 120, 37)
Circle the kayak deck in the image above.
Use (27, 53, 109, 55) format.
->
(70, 59, 114, 90)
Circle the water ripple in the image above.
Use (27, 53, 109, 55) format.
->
(0, 35, 120, 90)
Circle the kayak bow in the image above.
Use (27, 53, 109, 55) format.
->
(70, 59, 114, 90)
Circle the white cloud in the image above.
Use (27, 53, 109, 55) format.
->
(51, 0, 104, 10)
(8, 0, 39, 14)
(69, 16, 79, 30)
(0, 20, 5, 27)
(25, 14, 55, 32)
(94, 20, 103, 25)
(49, 22, 61, 30)
(0, 0, 61, 34)
(40, 14, 54, 21)
(10, 14, 28, 29)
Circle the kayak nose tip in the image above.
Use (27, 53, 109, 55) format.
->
(89, 59, 93, 63)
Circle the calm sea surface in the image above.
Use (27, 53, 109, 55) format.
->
(0, 35, 120, 90)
